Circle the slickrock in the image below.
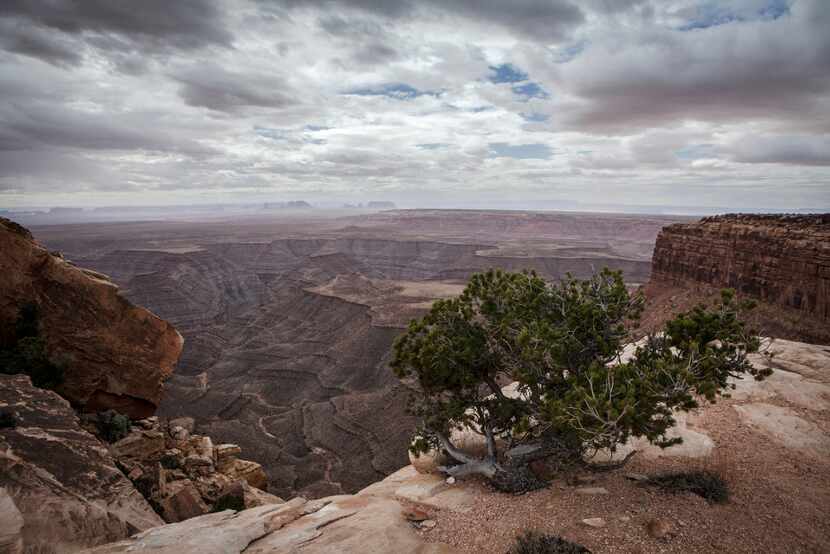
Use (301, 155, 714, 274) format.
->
(98, 417, 277, 523)
(0, 218, 183, 418)
(0, 375, 164, 553)
(81, 468, 460, 554)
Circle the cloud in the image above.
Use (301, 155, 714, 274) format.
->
(173, 65, 298, 113)
(489, 143, 553, 160)
(0, 19, 82, 66)
(0, 0, 828, 211)
(280, 0, 584, 42)
(0, 0, 232, 48)
(728, 134, 830, 166)
(548, 0, 830, 133)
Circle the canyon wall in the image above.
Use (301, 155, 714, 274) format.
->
(0, 218, 183, 418)
(644, 214, 830, 343)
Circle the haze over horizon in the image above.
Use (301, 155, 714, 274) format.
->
(1, 0, 829, 212)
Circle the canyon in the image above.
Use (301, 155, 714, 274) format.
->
(2, 209, 828, 553)
(31, 210, 682, 500)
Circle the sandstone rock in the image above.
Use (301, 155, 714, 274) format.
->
(110, 430, 166, 459)
(0, 218, 183, 418)
(0, 375, 163, 553)
(184, 454, 215, 474)
(160, 480, 209, 523)
(82, 501, 308, 554)
(215, 443, 242, 466)
(648, 214, 830, 344)
(581, 517, 607, 528)
(169, 425, 190, 442)
(221, 458, 268, 490)
(402, 507, 430, 522)
(187, 435, 214, 460)
(169, 416, 196, 433)
(218, 480, 284, 510)
(81, 467, 463, 553)
(0, 488, 23, 554)
(576, 487, 609, 495)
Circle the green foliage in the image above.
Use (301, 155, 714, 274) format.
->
(508, 530, 591, 554)
(96, 410, 132, 443)
(393, 269, 765, 479)
(212, 494, 245, 512)
(650, 470, 729, 503)
(0, 303, 66, 390)
(0, 410, 16, 429)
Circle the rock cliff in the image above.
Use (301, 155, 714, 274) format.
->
(0, 218, 183, 418)
(644, 214, 830, 343)
(0, 374, 164, 553)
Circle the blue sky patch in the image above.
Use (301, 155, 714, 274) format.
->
(512, 82, 550, 101)
(489, 142, 552, 160)
(488, 63, 528, 84)
(675, 143, 717, 159)
(521, 112, 549, 123)
(346, 83, 438, 100)
(678, 0, 791, 31)
(254, 126, 289, 140)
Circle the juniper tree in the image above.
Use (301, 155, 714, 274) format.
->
(392, 269, 768, 492)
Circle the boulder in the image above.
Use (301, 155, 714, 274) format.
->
(221, 458, 269, 490)
(0, 218, 183, 418)
(160, 480, 209, 523)
(0, 375, 163, 553)
(110, 430, 166, 459)
(217, 480, 284, 510)
(169, 417, 196, 433)
(215, 443, 242, 468)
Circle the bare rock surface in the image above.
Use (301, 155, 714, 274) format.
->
(82, 466, 460, 554)
(0, 374, 163, 553)
(0, 218, 183, 418)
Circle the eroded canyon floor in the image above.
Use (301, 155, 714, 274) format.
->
(33, 209, 688, 499)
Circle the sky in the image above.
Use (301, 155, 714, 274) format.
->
(0, 0, 829, 212)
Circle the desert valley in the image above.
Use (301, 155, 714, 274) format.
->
(2, 209, 828, 553)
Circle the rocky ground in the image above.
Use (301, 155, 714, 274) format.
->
(76, 337, 830, 554)
(423, 339, 830, 554)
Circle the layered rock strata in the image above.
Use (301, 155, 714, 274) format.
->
(0, 218, 183, 418)
(651, 214, 829, 319)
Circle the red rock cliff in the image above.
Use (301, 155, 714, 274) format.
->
(651, 214, 830, 321)
(0, 218, 183, 417)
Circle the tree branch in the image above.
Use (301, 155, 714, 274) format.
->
(435, 431, 477, 465)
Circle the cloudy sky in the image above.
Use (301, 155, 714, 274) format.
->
(1, 0, 828, 212)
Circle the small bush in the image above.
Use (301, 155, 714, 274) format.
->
(650, 470, 729, 503)
(0, 304, 65, 391)
(0, 410, 16, 429)
(96, 410, 132, 443)
(509, 531, 591, 554)
(212, 494, 245, 513)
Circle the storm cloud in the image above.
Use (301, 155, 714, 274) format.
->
(0, 0, 828, 211)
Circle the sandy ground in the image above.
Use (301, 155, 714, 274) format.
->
(421, 395, 830, 554)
